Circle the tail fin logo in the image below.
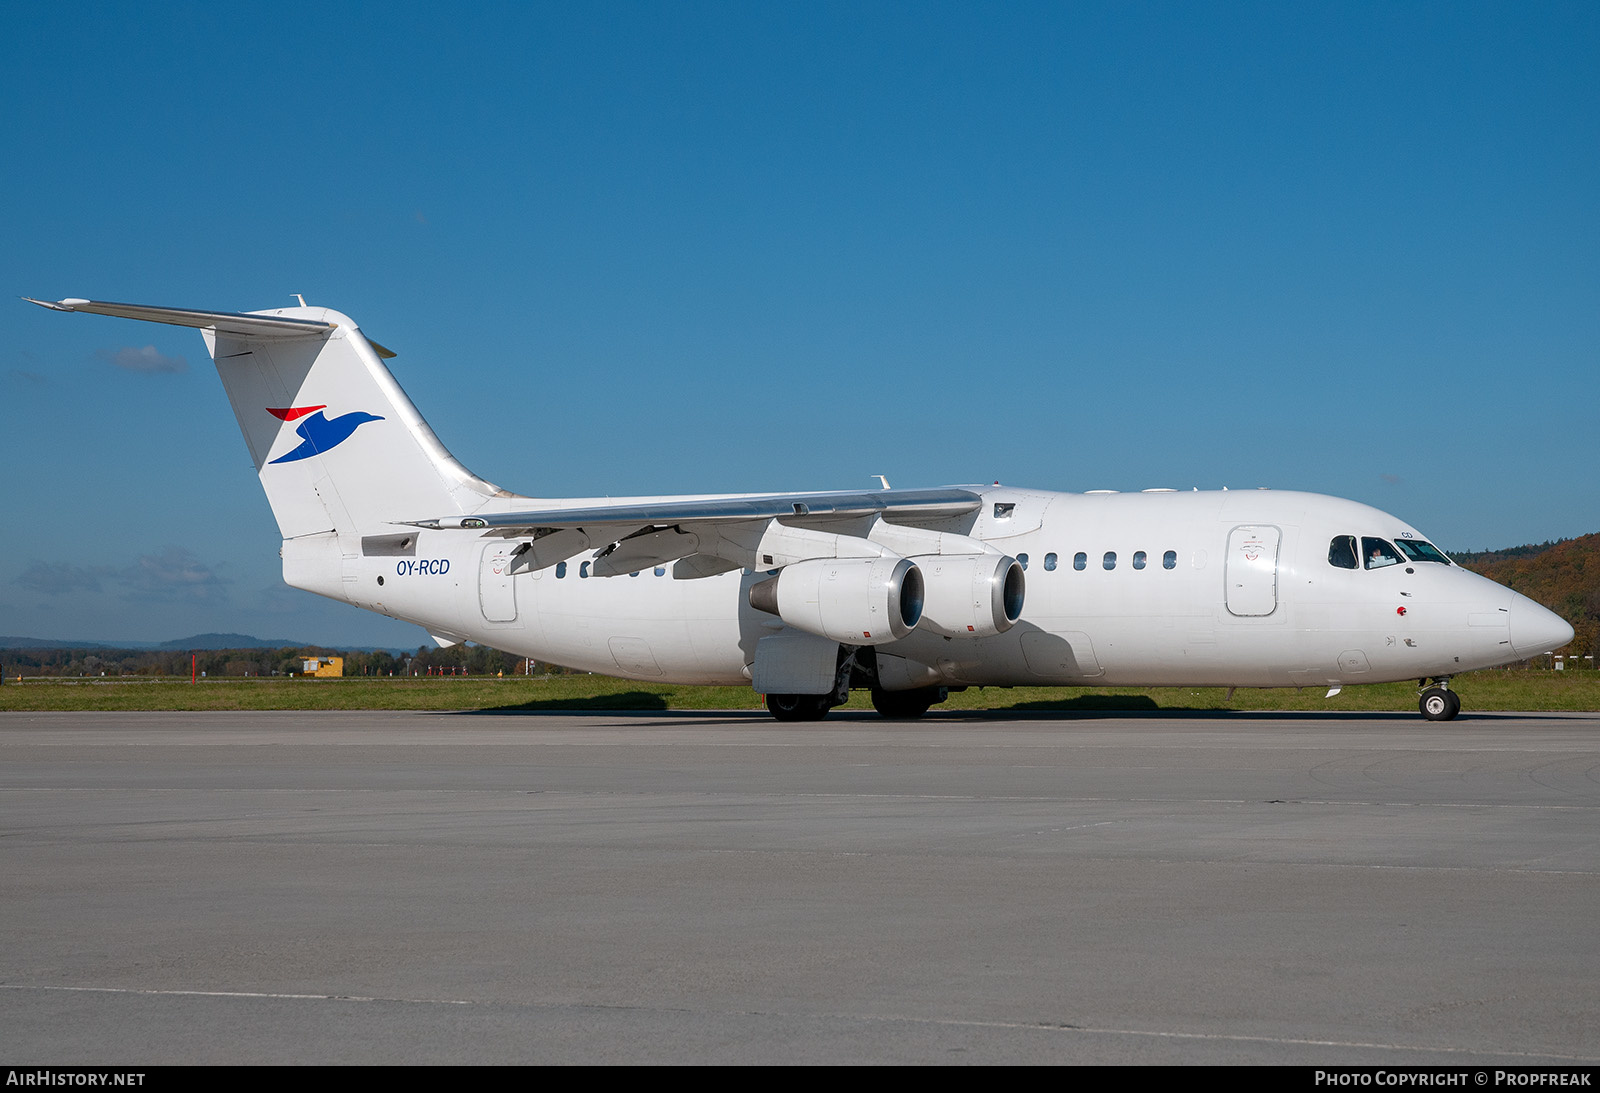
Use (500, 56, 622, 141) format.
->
(266, 405, 385, 464)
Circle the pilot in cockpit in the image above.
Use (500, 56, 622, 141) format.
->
(1367, 541, 1400, 569)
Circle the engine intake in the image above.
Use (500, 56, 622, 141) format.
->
(748, 557, 923, 644)
(915, 554, 1025, 638)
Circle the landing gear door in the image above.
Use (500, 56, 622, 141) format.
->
(1225, 525, 1280, 617)
(751, 631, 839, 695)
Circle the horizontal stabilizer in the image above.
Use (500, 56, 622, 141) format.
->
(23, 298, 336, 338)
(30, 294, 496, 539)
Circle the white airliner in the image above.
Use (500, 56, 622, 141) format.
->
(28, 296, 1574, 721)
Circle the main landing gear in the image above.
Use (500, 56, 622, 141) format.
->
(765, 647, 951, 722)
(869, 685, 945, 720)
(766, 693, 833, 722)
(768, 685, 948, 721)
(1418, 677, 1461, 721)
(766, 648, 857, 722)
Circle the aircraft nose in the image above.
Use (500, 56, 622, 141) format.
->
(1508, 593, 1574, 658)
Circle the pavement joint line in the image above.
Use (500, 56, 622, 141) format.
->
(0, 983, 1592, 1062)
(6, 787, 1600, 811)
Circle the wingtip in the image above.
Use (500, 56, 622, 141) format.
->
(22, 296, 91, 312)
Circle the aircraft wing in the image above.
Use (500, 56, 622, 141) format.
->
(404, 487, 986, 578)
(406, 487, 982, 533)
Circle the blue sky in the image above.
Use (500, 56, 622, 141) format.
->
(3, 2, 1596, 646)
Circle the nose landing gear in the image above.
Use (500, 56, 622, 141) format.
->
(1418, 677, 1461, 721)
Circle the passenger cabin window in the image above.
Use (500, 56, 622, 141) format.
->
(1017, 552, 1029, 570)
(993, 502, 1015, 519)
(1162, 550, 1177, 570)
(1103, 551, 1117, 570)
(1044, 552, 1058, 571)
(579, 561, 590, 578)
(555, 561, 567, 579)
(1133, 551, 1147, 570)
(1362, 537, 1402, 570)
(1074, 552, 1087, 571)
(654, 567, 666, 576)
(1328, 535, 1358, 570)
(1395, 539, 1452, 565)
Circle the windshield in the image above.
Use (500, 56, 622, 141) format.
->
(1363, 537, 1402, 570)
(1394, 538, 1452, 565)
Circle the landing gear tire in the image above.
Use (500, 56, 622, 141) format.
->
(870, 686, 940, 720)
(766, 693, 832, 722)
(1419, 687, 1461, 721)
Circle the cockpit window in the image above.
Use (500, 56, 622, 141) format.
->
(1362, 537, 1401, 570)
(1328, 535, 1358, 570)
(1394, 538, 1452, 565)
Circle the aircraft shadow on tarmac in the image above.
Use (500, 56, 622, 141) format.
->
(474, 690, 671, 713)
(455, 697, 1580, 722)
(1003, 695, 1161, 711)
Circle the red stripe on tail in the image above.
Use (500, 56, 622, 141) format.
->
(266, 405, 326, 421)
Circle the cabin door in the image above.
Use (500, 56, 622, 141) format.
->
(1225, 525, 1280, 617)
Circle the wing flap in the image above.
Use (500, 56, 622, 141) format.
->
(672, 554, 745, 580)
(591, 527, 701, 577)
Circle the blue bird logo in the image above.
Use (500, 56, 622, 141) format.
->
(266, 404, 385, 464)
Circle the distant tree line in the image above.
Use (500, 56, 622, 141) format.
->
(1, 644, 586, 679)
(1454, 533, 1599, 662)
(1448, 540, 1571, 566)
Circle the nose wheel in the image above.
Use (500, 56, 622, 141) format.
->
(1419, 679, 1461, 721)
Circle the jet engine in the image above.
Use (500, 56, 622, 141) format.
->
(914, 554, 1025, 638)
(748, 557, 924, 644)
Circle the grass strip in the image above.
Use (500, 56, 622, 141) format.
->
(2, 670, 1597, 713)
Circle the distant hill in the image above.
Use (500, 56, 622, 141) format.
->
(0, 633, 302, 651)
(155, 633, 305, 650)
(1452, 533, 1598, 658)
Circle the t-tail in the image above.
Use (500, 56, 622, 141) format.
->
(24, 297, 505, 602)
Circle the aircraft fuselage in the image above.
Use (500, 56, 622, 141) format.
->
(330, 486, 1557, 691)
(31, 296, 1572, 719)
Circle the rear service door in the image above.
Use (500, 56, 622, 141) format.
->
(479, 543, 518, 622)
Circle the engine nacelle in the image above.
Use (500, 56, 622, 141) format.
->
(748, 557, 923, 645)
(915, 554, 1025, 638)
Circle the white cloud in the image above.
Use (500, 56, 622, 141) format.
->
(121, 546, 230, 601)
(14, 547, 228, 603)
(13, 561, 113, 596)
(97, 344, 188, 374)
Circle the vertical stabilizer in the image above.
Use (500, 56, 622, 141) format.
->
(202, 305, 503, 541)
(25, 298, 504, 545)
